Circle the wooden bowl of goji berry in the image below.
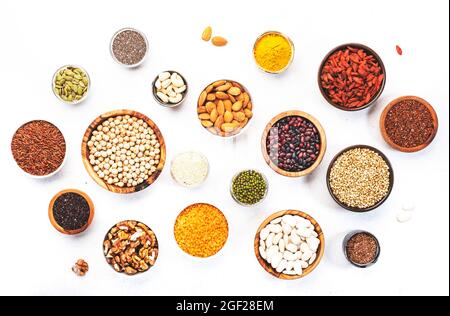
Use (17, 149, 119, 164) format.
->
(318, 43, 386, 111)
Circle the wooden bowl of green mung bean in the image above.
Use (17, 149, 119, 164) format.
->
(52, 65, 90, 105)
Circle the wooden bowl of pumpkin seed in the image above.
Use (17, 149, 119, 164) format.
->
(52, 65, 90, 105)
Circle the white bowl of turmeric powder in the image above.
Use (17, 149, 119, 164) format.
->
(253, 31, 295, 74)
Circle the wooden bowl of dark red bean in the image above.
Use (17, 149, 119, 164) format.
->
(318, 43, 386, 111)
(261, 111, 327, 177)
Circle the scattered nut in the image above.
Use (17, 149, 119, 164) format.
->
(72, 259, 89, 277)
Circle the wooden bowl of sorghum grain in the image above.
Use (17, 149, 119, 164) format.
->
(81, 109, 166, 194)
(261, 110, 327, 178)
(318, 43, 386, 111)
(326, 145, 394, 212)
(380, 96, 439, 153)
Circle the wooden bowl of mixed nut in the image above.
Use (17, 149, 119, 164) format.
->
(103, 220, 159, 275)
(254, 210, 325, 280)
(81, 109, 166, 194)
(261, 111, 327, 177)
(197, 80, 253, 137)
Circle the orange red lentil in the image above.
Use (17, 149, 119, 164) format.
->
(174, 203, 228, 258)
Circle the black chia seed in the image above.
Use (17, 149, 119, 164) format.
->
(112, 29, 147, 66)
(53, 192, 90, 231)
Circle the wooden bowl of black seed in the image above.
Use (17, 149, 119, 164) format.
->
(48, 189, 94, 235)
(343, 230, 381, 268)
(261, 110, 327, 177)
(326, 145, 394, 212)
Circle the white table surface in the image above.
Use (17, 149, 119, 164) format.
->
(0, 0, 448, 296)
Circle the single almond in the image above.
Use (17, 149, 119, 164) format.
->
(202, 26, 212, 41)
(206, 102, 216, 113)
(224, 100, 233, 112)
(216, 91, 229, 100)
(198, 91, 207, 107)
(228, 87, 241, 96)
(199, 113, 211, 120)
(243, 93, 250, 107)
(201, 120, 213, 128)
(212, 36, 228, 47)
(213, 80, 227, 87)
(217, 100, 225, 115)
(206, 85, 214, 93)
(216, 83, 232, 92)
(234, 111, 246, 122)
(210, 109, 218, 123)
(231, 101, 243, 111)
(215, 115, 224, 129)
(197, 106, 207, 114)
(224, 111, 233, 123)
(244, 109, 253, 119)
(207, 93, 216, 101)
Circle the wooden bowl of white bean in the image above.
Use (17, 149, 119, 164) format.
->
(81, 109, 166, 194)
(254, 210, 325, 280)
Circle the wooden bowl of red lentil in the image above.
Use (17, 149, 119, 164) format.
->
(318, 43, 386, 111)
(261, 110, 327, 177)
(254, 210, 325, 280)
(380, 96, 439, 153)
(326, 145, 394, 212)
(81, 109, 166, 194)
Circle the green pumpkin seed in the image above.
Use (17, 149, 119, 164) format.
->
(53, 66, 89, 103)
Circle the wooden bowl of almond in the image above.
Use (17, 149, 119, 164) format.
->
(197, 80, 253, 137)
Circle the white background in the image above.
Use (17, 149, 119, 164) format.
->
(0, 0, 448, 296)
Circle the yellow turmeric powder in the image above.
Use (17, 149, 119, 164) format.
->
(254, 32, 293, 73)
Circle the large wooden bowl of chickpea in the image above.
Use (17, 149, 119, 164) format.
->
(81, 109, 166, 194)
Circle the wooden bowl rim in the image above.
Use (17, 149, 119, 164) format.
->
(103, 220, 159, 275)
(197, 79, 253, 138)
(81, 109, 166, 194)
(48, 189, 95, 235)
(253, 31, 295, 74)
(379, 96, 439, 153)
(326, 144, 395, 212)
(254, 210, 325, 280)
(174, 203, 229, 258)
(317, 43, 386, 112)
(152, 70, 188, 108)
(261, 110, 327, 177)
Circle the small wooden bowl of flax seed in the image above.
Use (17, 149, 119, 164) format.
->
(343, 230, 381, 268)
